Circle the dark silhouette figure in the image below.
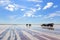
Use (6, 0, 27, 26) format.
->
(41, 23, 54, 27)
(29, 24, 31, 26)
(41, 24, 46, 26)
(47, 23, 54, 27)
(26, 24, 31, 28)
(26, 24, 28, 26)
(41, 23, 54, 30)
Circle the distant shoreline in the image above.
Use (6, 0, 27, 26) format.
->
(0, 24, 60, 25)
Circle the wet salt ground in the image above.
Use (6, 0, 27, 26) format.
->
(31, 25, 60, 35)
(0, 25, 60, 40)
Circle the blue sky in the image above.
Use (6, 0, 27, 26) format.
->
(0, 0, 60, 24)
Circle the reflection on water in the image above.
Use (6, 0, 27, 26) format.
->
(41, 26, 54, 30)
(26, 24, 54, 30)
(25, 24, 60, 35)
(42, 27, 54, 30)
(47, 28, 54, 30)
(0, 24, 60, 36)
(0, 24, 60, 40)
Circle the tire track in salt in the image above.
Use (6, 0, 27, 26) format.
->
(16, 28, 30, 40)
(24, 29, 50, 40)
(22, 30, 39, 40)
(29, 29, 60, 40)
(1, 30, 10, 40)
(0, 29, 9, 40)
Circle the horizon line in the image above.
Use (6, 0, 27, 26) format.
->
(0, 23, 60, 25)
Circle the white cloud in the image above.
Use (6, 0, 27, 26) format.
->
(23, 11, 34, 17)
(38, 15, 42, 17)
(32, 15, 42, 17)
(21, 9, 25, 11)
(35, 4, 41, 10)
(0, 0, 10, 6)
(5, 3, 27, 11)
(0, 0, 26, 12)
(44, 11, 60, 19)
(23, 8, 42, 17)
(23, 7, 41, 17)
(30, 6, 41, 12)
(14, 7, 41, 20)
(27, 0, 43, 2)
(5, 4, 15, 11)
(43, 2, 53, 10)
(35, 4, 40, 7)
(23, 8, 38, 17)
(37, 7, 41, 10)
(53, 5, 58, 8)
(5, 4, 20, 11)
(30, 8, 37, 12)
(24, 13, 32, 17)
(48, 13, 57, 17)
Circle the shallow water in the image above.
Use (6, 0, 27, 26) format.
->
(0, 24, 60, 40)
(30, 25, 60, 35)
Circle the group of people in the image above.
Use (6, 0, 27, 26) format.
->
(26, 24, 31, 28)
(41, 23, 54, 27)
(41, 23, 54, 30)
